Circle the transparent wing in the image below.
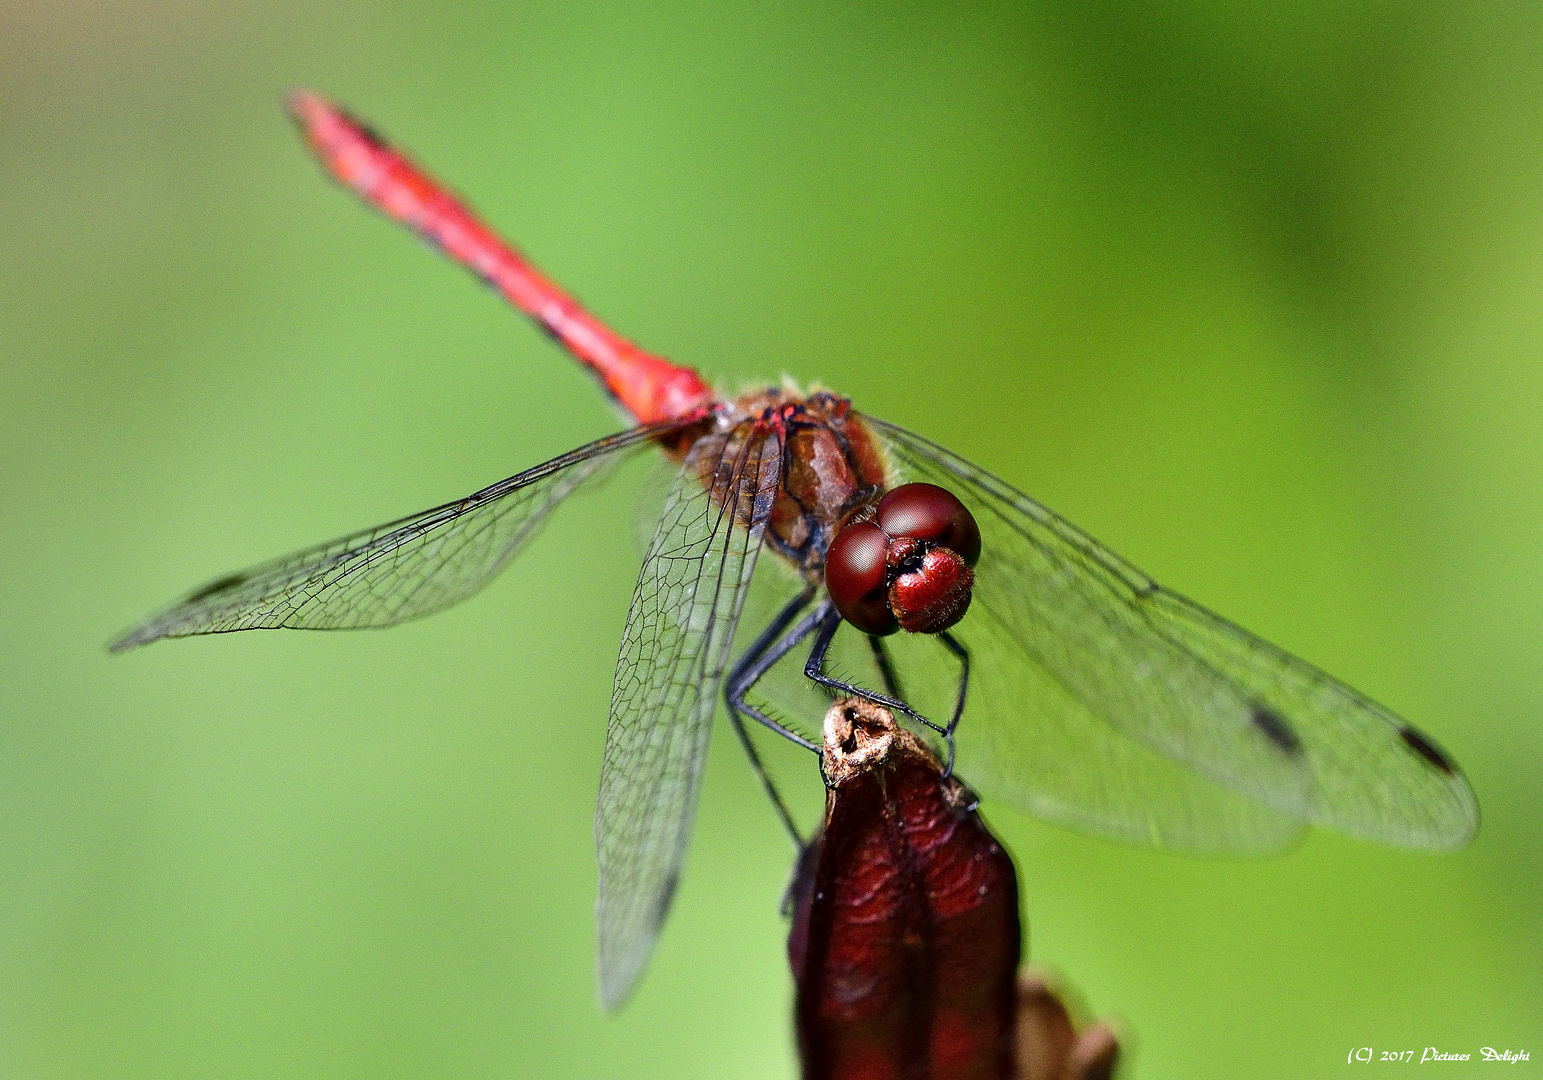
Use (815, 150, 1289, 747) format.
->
(595, 420, 782, 1009)
(866, 416, 1478, 852)
(109, 420, 695, 651)
(871, 610, 1307, 854)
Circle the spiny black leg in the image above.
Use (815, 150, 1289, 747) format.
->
(726, 592, 826, 754)
(936, 631, 970, 734)
(803, 603, 947, 740)
(867, 634, 904, 701)
(724, 588, 821, 847)
(936, 630, 970, 777)
(725, 709, 804, 849)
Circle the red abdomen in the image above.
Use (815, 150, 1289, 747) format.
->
(288, 92, 714, 424)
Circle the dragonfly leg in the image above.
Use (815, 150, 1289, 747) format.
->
(726, 708, 805, 849)
(725, 588, 822, 847)
(725, 588, 824, 754)
(867, 635, 905, 701)
(936, 630, 970, 778)
(803, 603, 949, 747)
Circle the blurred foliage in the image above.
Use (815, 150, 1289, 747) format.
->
(2, 1, 1540, 1077)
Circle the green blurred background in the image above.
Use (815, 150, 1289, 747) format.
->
(3, 1, 1540, 1076)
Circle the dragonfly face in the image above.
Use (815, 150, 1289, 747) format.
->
(825, 482, 981, 636)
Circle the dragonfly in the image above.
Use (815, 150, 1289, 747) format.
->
(112, 93, 1479, 1010)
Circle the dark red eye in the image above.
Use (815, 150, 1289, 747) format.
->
(825, 522, 899, 636)
(875, 484, 981, 566)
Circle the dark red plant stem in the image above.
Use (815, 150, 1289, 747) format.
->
(790, 699, 1020, 1080)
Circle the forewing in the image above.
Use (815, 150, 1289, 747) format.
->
(867, 416, 1478, 852)
(595, 421, 782, 1009)
(110, 422, 692, 651)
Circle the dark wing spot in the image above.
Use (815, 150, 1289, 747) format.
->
(653, 870, 681, 931)
(1251, 706, 1303, 754)
(183, 573, 248, 603)
(1400, 727, 1455, 774)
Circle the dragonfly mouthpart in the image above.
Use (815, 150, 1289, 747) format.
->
(888, 540, 974, 634)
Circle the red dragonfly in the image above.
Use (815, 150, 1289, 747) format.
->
(112, 94, 1479, 1009)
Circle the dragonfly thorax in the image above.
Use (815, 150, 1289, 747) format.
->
(732, 388, 891, 574)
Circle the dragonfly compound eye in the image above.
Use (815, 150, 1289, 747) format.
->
(826, 484, 980, 636)
(825, 521, 900, 635)
(875, 483, 981, 566)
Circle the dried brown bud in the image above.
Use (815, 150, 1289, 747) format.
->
(1013, 974, 1121, 1080)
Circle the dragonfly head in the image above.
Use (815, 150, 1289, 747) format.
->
(825, 483, 981, 636)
